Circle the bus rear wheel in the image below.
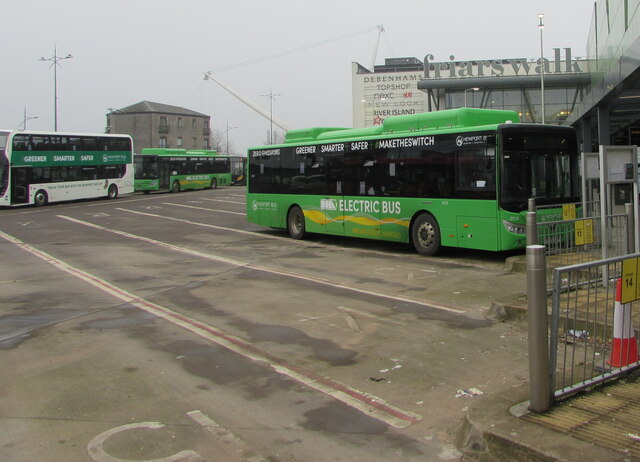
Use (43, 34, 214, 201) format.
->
(107, 184, 118, 199)
(411, 213, 440, 256)
(287, 206, 306, 239)
(34, 190, 48, 207)
(171, 180, 180, 193)
(210, 178, 217, 189)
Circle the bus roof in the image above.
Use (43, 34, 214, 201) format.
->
(139, 148, 221, 157)
(1, 129, 132, 139)
(253, 108, 521, 149)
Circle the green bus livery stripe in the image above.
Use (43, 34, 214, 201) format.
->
(12, 151, 132, 167)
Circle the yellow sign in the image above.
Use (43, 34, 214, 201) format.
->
(574, 219, 594, 246)
(621, 257, 639, 304)
(575, 220, 584, 246)
(584, 219, 593, 244)
(563, 204, 576, 220)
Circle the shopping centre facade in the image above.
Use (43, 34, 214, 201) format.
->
(352, 0, 640, 152)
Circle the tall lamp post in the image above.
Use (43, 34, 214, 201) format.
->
(538, 13, 545, 124)
(39, 46, 73, 131)
(464, 87, 480, 107)
(261, 89, 283, 144)
(224, 121, 237, 154)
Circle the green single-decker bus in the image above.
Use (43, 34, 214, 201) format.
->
(134, 148, 232, 193)
(246, 108, 580, 256)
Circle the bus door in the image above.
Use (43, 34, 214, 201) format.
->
(157, 157, 170, 190)
(322, 152, 344, 235)
(342, 153, 381, 238)
(11, 168, 29, 204)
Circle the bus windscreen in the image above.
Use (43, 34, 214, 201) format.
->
(500, 126, 579, 212)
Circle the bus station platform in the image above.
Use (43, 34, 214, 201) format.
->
(458, 374, 640, 461)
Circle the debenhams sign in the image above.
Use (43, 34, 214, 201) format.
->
(423, 48, 582, 79)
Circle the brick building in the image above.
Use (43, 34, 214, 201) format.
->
(106, 101, 211, 152)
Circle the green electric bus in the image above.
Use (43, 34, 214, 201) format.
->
(0, 130, 133, 207)
(246, 108, 580, 255)
(134, 148, 232, 193)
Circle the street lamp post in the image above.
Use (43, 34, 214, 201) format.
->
(39, 46, 73, 131)
(464, 87, 480, 107)
(20, 107, 39, 129)
(538, 13, 545, 124)
(224, 121, 237, 154)
(261, 89, 282, 144)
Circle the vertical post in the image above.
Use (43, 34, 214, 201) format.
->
(538, 14, 545, 124)
(626, 203, 635, 254)
(527, 245, 551, 412)
(527, 211, 538, 246)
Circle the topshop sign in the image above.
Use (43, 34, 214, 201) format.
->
(423, 48, 583, 79)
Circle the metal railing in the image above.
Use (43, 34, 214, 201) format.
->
(527, 249, 640, 412)
(531, 202, 634, 273)
(550, 255, 640, 401)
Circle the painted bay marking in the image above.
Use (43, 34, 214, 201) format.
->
(186, 411, 267, 462)
(199, 197, 245, 205)
(161, 202, 244, 216)
(87, 422, 201, 462)
(116, 206, 486, 272)
(58, 214, 466, 314)
(0, 229, 422, 428)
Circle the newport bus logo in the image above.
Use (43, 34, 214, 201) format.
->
(320, 199, 338, 211)
(456, 134, 488, 147)
(252, 200, 278, 212)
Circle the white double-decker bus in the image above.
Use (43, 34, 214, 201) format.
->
(0, 130, 134, 206)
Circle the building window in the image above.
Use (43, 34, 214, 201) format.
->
(192, 137, 197, 148)
(177, 137, 183, 147)
(159, 116, 168, 133)
(177, 117, 183, 128)
(159, 137, 167, 148)
(192, 119, 197, 129)
(204, 138, 210, 149)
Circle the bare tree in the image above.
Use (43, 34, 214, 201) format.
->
(210, 128, 225, 153)
(264, 130, 285, 145)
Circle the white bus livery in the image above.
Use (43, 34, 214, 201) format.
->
(0, 130, 134, 206)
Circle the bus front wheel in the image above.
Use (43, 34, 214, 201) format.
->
(107, 184, 118, 199)
(171, 181, 180, 193)
(210, 178, 217, 189)
(287, 206, 306, 240)
(34, 190, 48, 207)
(411, 213, 440, 256)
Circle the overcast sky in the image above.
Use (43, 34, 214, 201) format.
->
(3, 0, 594, 153)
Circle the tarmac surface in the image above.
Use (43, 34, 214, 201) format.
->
(460, 261, 640, 462)
(2, 188, 640, 461)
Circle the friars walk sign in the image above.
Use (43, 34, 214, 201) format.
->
(423, 48, 583, 79)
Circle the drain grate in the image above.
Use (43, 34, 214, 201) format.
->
(523, 380, 640, 459)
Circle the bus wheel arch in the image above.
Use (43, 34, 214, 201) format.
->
(410, 212, 441, 256)
(107, 184, 118, 199)
(171, 180, 180, 193)
(33, 190, 48, 207)
(210, 178, 217, 189)
(287, 205, 306, 240)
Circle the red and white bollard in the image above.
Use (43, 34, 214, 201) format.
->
(607, 278, 639, 367)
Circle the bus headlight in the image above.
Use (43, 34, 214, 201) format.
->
(502, 220, 526, 234)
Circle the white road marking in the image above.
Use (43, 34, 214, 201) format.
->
(161, 202, 244, 216)
(118, 204, 490, 270)
(199, 197, 245, 205)
(59, 215, 466, 314)
(87, 422, 201, 462)
(186, 411, 267, 462)
(0, 229, 422, 428)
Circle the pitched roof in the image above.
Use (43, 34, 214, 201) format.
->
(116, 100, 209, 117)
